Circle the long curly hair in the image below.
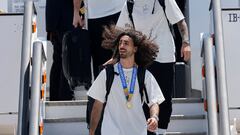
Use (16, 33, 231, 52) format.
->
(102, 25, 159, 67)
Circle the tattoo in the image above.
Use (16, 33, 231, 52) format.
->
(177, 19, 189, 43)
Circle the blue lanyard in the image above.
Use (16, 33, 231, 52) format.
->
(118, 63, 137, 100)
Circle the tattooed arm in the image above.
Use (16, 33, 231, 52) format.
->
(177, 19, 191, 62)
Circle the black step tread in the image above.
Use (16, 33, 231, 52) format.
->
(44, 117, 86, 123)
(172, 98, 203, 103)
(45, 100, 87, 106)
(171, 114, 205, 120)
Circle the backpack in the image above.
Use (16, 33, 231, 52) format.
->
(62, 1, 92, 90)
(127, 0, 175, 37)
(62, 27, 92, 90)
(86, 64, 151, 135)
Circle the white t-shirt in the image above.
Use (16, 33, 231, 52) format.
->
(87, 0, 126, 19)
(87, 64, 165, 135)
(117, 0, 184, 62)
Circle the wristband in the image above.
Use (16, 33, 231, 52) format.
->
(182, 39, 190, 44)
(151, 114, 159, 121)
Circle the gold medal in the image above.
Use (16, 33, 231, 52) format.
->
(126, 102, 133, 109)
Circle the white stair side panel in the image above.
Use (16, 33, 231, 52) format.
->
(167, 117, 207, 132)
(172, 103, 205, 115)
(45, 105, 86, 119)
(43, 122, 88, 135)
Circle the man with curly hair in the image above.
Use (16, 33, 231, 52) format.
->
(88, 27, 165, 135)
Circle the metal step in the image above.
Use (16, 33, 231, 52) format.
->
(44, 100, 87, 119)
(44, 98, 204, 119)
(172, 98, 203, 103)
(44, 118, 85, 123)
(43, 115, 207, 135)
(172, 98, 205, 115)
(45, 98, 203, 105)
(168, 114, 207, 133)
(44, 114, 206, 123)
(171, 114, 205, 120)
(43, 121, 88, 135)
(43, 117, 207, 135)
(43, 114, 207, 134)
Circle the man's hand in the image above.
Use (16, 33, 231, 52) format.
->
(73, 0, 84, 28)
(103, 58, 118, 66)
(181, 41, 191, 62)
(73, 13, 84, 28)
(147, 117, 158, 132)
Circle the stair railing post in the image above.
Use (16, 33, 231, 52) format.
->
(17, 1, 33, 135)
(212, 0, 231, 134)
(203, 34, 219, 135)
(29, 41, 43, 135)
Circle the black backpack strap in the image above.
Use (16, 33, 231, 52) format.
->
(158, 0, 176, 38)
(105, 64, 115, 101)
(158, 0, 165, 11)
(137, 66, 149, 103)
(138, 67, 151, 122)
(152, 0, 165, 15)
(127, 0, 135, 29)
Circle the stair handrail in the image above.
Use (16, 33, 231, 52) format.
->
(212, 0, 231, 134)
(202, 33, 219, 135)
(17, 1, 36, 135)
(28, 41, 46, 135)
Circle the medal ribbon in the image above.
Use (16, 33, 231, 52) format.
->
(118, 63, 137, 102)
